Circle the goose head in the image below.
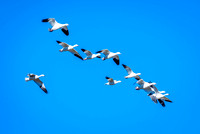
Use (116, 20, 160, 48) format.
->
(48, 28, 53, 32)
(73, 44, 79, 47)
(39, 74, 45, 77)
(135, 86, 140, 90)
(116, 52, 121, 55)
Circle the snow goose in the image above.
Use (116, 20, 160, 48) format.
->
(122, 64, 141, 80)
(81, 49, 101, 60)
(147, 85, 172, 107)
(25, 73, 48, 94)
(135, 79, 156, 93)
(56, 41, 83, 60)
(105, 77, 121, 85)
(96, 49, 121, 65)
(42, 18, 69, 36)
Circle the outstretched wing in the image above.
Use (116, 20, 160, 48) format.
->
(61, 26, 69, 36)
(137, 79, 144, 84)
(56, 40, 69, 47)
(81, 49, 92, 56)
(113, 55, 120, 65)
(34, 78, 48, 94)
(105, 76, 114, 83)
(162, 97, 172, 103)
(96, 49, 110, 56)
(150, 85, 159, 93)
(122, 64, 133, 75)
(158, 99, 165, 107)
(42, 18, 56, 26)
(69, 49, 83, 60)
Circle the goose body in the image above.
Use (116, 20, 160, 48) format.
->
(42, 18, 69, 36)
(81, 49, 101, 60)
(25, 73, 48, 94)
(56, 41, 83, 60)
(122, 64, 141, 80)
(147, 85, 172, 107)
(96, 49, 121, 65)
(105, 77, 121, 85)
(135, 79, 156, 93)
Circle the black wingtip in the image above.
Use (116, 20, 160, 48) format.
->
(97, 56, 101, 58)
(74, 54, 83, 60)
(158, 99, 165, 107)
(42, 18, 49, 22)
(122, 64, 126, 68)
(61, 28, 69, 36)
(135, 78, 140, 80)
(96, 50, 102, 53)
(81, 49, 86, 52)
(105, 76, 110, 79)
(113, 58, 119, 65)
(56, 40, 61, 44)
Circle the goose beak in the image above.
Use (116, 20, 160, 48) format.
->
(48, 28, 53, 32)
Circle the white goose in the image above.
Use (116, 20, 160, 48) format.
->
(105, 76, 121, 85)
(81, 49, 101, 60)
(96, 49, 121, 65)
(147, 85, 172, 107)
(25, 73, 48, 94)
(56, 41, 83, 60)
(122, 64, 141, 80)
(42, 18, 69, 36)
(135, 79, 156, 93)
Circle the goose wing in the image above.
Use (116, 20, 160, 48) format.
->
(105, 76, 114, 83)
(69, 49, 83, 60)
(162, 97, 172, 103)
(150, 85, 159, 93)
(122, 64, 133, 75)
(137, 79, 145, 84)
(34, 78, 48, 94)
(42, 18, 56, 26)
(158, 99, 165, 107)
(81, 49, 92, 56)
(149, 95, 158, 104)
(56, 41, 69, 47)
(61, 26, 69, 36)
(113, 55, 120, 65)
(96, 49, 110, 56)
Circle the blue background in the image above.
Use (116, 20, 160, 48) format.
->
(0, 0, 200, 133)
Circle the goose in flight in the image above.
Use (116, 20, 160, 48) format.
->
(105, 77, 121, 85)
(135, 79, 157, 93)
(56, 41, 83, 60)
(25, 73, 48, 94)
(147, 86, 172, 107)
(42, 18, 69, 36)
(81, 49, 101, 60)
(96, 49, 121, 65)
(122, 64, 141, 80)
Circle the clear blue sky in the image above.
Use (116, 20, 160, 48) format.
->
(0, 0, 200, 133)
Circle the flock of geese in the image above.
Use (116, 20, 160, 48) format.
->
(25, 18, 172, 107)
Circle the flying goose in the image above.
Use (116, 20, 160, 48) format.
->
(25, 73, 48, 94)
(147, 85, 172, 107)
(56, 41, 83, 60)
(135, 79, 157, 93)
(42, 18, 69, 36)
(122, 64, 141, 80)
(96, 49, 121, 65)
(81, 49, 101, 60)
(105, 77, 121, 85)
